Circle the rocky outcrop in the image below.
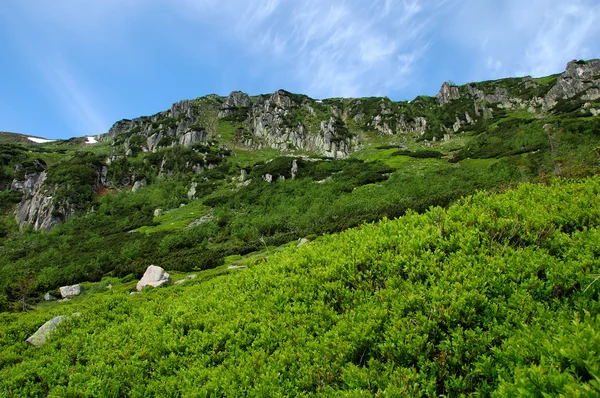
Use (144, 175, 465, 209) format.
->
(244, 91, 358, 158)
(218, 91, 251, 119)
(544, 59, 600, 108)
(131, 179, 147, 192)
(60, 284, 82, 298)
(136, 265, 171, 291)
(26, 316, 64, 346)
(437, 82, 460, 105)
(14, 172, 65, 231)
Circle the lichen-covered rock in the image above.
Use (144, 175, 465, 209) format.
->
(132, 179, 147, 192)
(545, 59, 600, 107)
(26, 316, 64, 346)
(60, 284, 82, 298)
(136, 265, 171, 291)
(15, 171, 66, 231)
(436, 82, 460, 105)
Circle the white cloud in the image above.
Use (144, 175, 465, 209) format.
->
(443, 0, 600, 79)
(174, 0, 440, 98)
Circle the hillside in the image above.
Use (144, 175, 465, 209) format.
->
(0, 58, 599, 394)
(1, 177, 599, 396)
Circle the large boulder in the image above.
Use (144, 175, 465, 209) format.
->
(59, 284, 82, 298)
(26, 316, 64, 346)
(136, 265, 171, 291)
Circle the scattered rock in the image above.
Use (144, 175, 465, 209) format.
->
(297, 238, 310, 248)
(173, 275, 196, 285)
(43, 292, 57, 301)
(187, 182, 198, 200)
(105, 284, 112, 290)
(187, 214, 213, 228)
(136, 265, 172, 291)
(132, 179, 147, 192)
(59, 284, 82, 298)
(57, 298, 70, 303)
(130, 291, 141, 295)
(228, 265, 247, 269)
(26, 316, 64, 346)
(153, 208, 162, 217)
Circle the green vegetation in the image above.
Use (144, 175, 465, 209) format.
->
(1, 178, 600, 395)
(2, 65, 600, 394)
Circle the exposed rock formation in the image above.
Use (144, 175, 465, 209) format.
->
(136, 265, 172, 291)
(437, 82, 461, 105)
(26, 316, 64, 346)
(544, 59, 600, 108)
(60, 284, 82, 298)
(14, 172, 65, 231)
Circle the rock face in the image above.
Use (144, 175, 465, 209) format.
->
(60, 284, 82, 298)
(14, 171, 69, 231)
(437, 82, 461, 105)
(544, 59, 600, 107)
(26, 316, 64, 346)
(136, 265, 172, 291)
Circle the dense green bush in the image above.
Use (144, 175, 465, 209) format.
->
(1, 178, 600, 395)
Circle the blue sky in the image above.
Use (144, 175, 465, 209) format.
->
(1, 0, 599, 139)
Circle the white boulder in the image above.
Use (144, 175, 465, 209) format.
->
(59, 284, 82, 298)
(136, 265, 171, 291)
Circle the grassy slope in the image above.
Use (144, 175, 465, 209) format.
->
(1, 177, 599, 396)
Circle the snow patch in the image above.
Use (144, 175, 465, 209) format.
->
(27, 137, 56, 144)
(85, 136, 98, 144)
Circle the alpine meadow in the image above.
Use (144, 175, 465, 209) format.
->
(1, 59, 600, 396)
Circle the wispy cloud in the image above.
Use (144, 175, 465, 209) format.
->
(175, 0, 440, 98)
(41, 59, 109, 136)
(442, 0, 600, 79)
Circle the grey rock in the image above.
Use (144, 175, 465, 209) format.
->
(437, 82, 460, 105)
(26, 316, 64, 346)
(60, 284, 82, 298)
(297, 238, 310, 248)
(218, 91, 251, 119)
(545, 59, 600, 108)
(179, 130, 207, 147)
(132, 179, 147, 192)
(154, 208, 162, 217)
(228, 265, 247, 269)
(136, 265, 171, 291)
(187, 213, 213, 228)
(187, 182, 198, 200)
(43, 292, 57, 301)
(291, 159, 298, 179)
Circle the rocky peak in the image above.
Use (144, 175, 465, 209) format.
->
(170, 100, 195, 118)
(436, 82, 460, 105)
(269, 90, 294, 108)
(218, 91, 251, 119)
(545, 59, 600, 106)
(223, 91, 251, 108)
